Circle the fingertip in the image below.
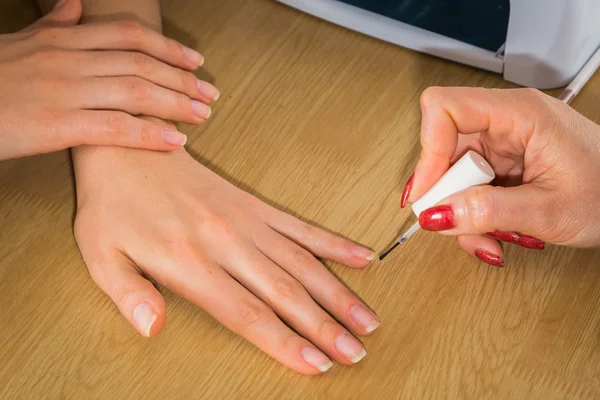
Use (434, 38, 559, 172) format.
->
(346, 244, 376, 268)
(161, 129, 187, 147)
(301, 347, 334, 374)
(133, 300, 165, 337)
(457, 235, 504, 268)
(474, 248, 504, 268)
(400, 173, 414, 208)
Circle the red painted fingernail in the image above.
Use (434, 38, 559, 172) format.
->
(517, 234, 545, 250)
(400, 173, 414, 208)
(485, 230, 519, 243)
(418, 205, 455, 231)
(485, 231, 545, 250)
(474, 249, 504, 267)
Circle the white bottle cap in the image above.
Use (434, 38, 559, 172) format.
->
(411, 151, 495, 217)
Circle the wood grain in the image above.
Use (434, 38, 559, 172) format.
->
(1, 0, 600, 398)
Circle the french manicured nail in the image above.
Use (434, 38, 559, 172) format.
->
(485, 230, 545, 250)
(133, 302, 157, 337)
(191, 100, 211, 119)
(349, 244, 375, 261)
(182, 46, 204, 66)
(162, 129, 187, 146)
(418, 205, 455, 231)
(400, 173, 414, 208)
(349, 304, 380, 333)
(53, 0, 67, 10)
(198, 80, 220, 101)
(301, 347, 333, 372)
(335, 333, 367, 363)
(474, 248, 504, 267)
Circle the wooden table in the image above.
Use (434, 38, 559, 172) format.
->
(2, 0, 600, 398)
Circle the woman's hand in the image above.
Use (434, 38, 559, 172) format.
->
(0, 0, 218, 160)
(401, 87, 600, 267)
(73, 141, 379, 375)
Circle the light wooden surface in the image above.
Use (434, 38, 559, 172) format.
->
(2, 0, 600, 398)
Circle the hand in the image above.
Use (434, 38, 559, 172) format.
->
(73, 142, 379, 375)
(0, 0, 218, 160)
(401, 87, 600, 267)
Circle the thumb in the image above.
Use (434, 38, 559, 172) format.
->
(417, 184, 550, 248)
(25, 0, 82, 31)
(85, 252, 167, 338)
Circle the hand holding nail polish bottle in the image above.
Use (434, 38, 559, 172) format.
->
(399, 86, 600, 267)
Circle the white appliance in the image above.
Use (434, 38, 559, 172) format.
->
(276, 0, 600, 89)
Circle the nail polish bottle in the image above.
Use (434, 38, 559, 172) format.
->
(411, 150, 496, 216)
(380, 151, 496, 259)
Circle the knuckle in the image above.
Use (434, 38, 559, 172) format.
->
(330, 289, 353, 312)
(420, 86, 445, 109)
(239, 300, 273, 329)
(27, 46, 62, 62)
(300, 222, 315, 238)
(279, 334, 300, 353)
(165, 37, 183, 58)
(465, 187, 495, 232)
(174, 93, 189, 111)
(291, 246, 316, 269)
(204, 212, 236, 239)
(326, 236, 349, 252)
(130, 52, 154, 73)
(270, 275, 305, 303)
(161, 235, 198, 261)
(137, 121, 156, 144)
(180, 69, 195, 92)
(125, 77, 152, 101)
(45, 76, 72, 93)
(105, 112, 129, 135)
(118, 21, 146, 45)
(113, 281, 144, 304)
(315, 319, 338, 339)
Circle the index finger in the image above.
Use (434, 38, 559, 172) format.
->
(409, 86, 541, 203)
(33, 20, 203, 70)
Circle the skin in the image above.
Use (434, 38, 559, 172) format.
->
(404, 86, 600, 264)
(0, 0, 219, 160)
(33, 0, 379, 375)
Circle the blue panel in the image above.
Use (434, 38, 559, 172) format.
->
(336, 0, 509, 52)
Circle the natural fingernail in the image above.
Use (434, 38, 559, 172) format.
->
(474, 248, 504, 267)
(301, 347, 333, 372)
(349, 304, 380, 333)
(133, 302, 157, 337)
(191, 100, 211, 119)
(335, 333, 367, 363)
(418, 205, 455, 231)
(182, 45, 204, 66)
(349, 244, 375, 261)
(197, 80, 220, 101)
(162, 129, 187, 146)
(400, 173, 414, 208)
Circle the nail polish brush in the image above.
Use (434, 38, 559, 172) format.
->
(379, 150, 495, 260)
